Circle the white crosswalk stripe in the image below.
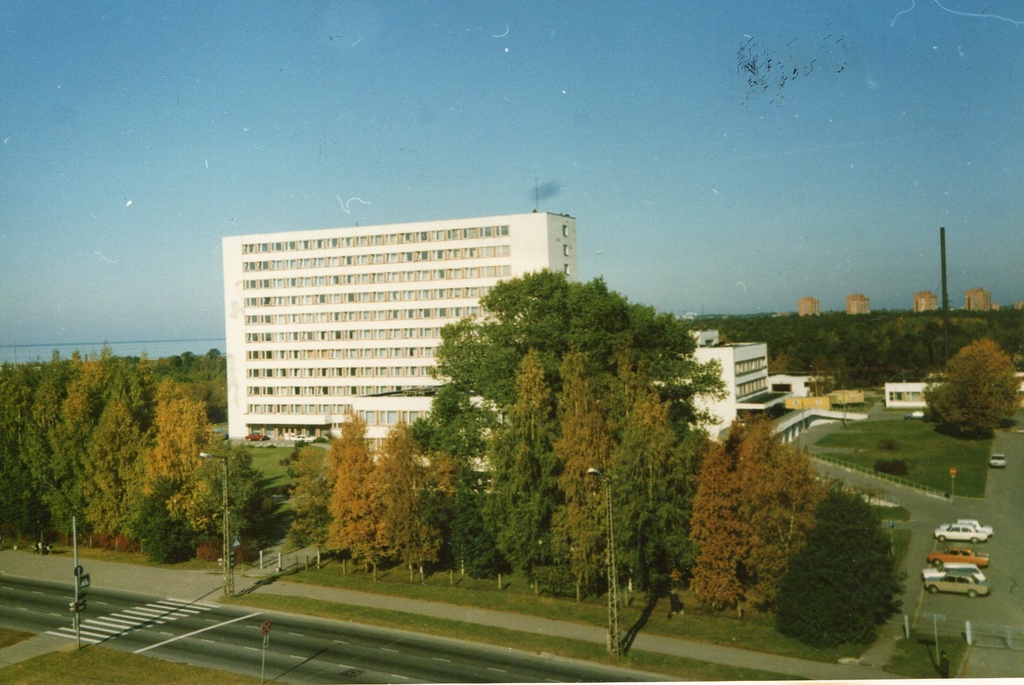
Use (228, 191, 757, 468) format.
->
(45, 599, 217, 643)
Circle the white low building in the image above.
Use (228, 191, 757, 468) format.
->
(884, 381, 928, 409)
(222, 212, 577, 443)
(694, 330, 787, 439)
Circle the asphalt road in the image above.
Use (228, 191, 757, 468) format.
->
(0, 576, 664, 683)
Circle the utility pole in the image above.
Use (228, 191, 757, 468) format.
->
(201, 453, 234, 597)
(940, 227, 950, 364)
(588, 468, 620, 657)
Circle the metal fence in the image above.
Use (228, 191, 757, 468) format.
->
(906, 615, 1024, 651)
(813, 453, 951, 499)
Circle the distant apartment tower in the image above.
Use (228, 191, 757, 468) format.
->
(913, 291, 938, 313)
(846, 293, 870, 315)
(797, 297, 820, 317)
(964, 288, 992, 311)
(222, 212, 577, 442)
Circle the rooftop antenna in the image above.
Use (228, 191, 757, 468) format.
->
(534, 178, 539, 212)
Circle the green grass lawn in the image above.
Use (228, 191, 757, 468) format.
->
(814, 419, 991, 497)
(270, 561, 868, 665)
(0, 643, 262, 684)
(233, 593, 789, 681)
(243, 444, 299, 493)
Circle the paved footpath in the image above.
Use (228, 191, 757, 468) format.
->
(0, 546, 898, 680)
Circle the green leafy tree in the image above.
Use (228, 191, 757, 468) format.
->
(926, 338, 1019, 438)
(131, 476, 195, 563)
(82, 397, 147, 543)
(0, 363, 45, 539)
(412, 384, 503, 577)
(434, 271, 722, 434)
(486, 350, 560, 575)
(776, 486, 902, 647)
(553, 351, 612, 601)
(288, 445, 333, 548)
(611, 354, 693, 594)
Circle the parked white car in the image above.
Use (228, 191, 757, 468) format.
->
(955, 519, 994, 537)
(921, 562, 986, 583)
(934, 523, 991, 543)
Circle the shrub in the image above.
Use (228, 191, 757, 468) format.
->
(874, 459, 908, 476)
(877, 438, 899, 452)
(196, 540, 221, 562)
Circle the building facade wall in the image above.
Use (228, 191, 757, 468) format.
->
(222, 212, 576, 441)
(884, 381, 928, 409)
(797, 297, 820, 317)
(913, 291, 938, 312)
(964, 288, 992, 311)
(695, 341, 769, 438)
(846, 293, 870, 315)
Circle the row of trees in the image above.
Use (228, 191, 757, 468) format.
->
(0, 349, 273, 561)
(700, 308, 1024, 387)
(288, 272, 901, 645)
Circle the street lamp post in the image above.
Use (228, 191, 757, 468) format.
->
(587, 467, 620, 657)
(200, 452, 233, 597)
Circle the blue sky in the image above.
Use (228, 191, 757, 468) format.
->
(2, 1, 1022, 360)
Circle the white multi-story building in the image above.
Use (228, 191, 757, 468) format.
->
(222, 212, 577, 442)
(693, 330, 785, 439)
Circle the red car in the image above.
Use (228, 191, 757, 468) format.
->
(245, 433, 270, 441)
(927, 546, 990, 568)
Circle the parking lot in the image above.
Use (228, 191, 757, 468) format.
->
(810, 415, 1024, 677)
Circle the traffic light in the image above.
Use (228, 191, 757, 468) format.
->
(68, 600, 86, 613)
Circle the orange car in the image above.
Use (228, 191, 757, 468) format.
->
(927, 546, 989, 568)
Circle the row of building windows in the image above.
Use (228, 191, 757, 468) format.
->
(244, 331, 442, 360)
(244, 264, 512, 290)
(244, 288, 491, 320)
(245, 387, 421, 413)
(244, 309, 474, 343)
(241, 225, 511, 254)
(735, 357, 768, 375)
(245, 305, 480, 326)
(737, 377, 768, 399)
(243, 244, 513, 272)
(247, 368, 430, 394)
(246, 349, 435, 376)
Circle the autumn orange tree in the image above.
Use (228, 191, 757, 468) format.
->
(143, 379, 216, 527)
(326, 415, 383, 576)
(553, 351, 612, 601)
(375, 423, 449, 581)
(691, 415, 824, 613)
(926, 338, 1020, 438)
(689, 428, 749, 613)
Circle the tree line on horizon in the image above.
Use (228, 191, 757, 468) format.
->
(699, 307, 1024, 387)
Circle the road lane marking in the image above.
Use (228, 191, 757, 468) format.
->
(134, 612, 260, 654)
